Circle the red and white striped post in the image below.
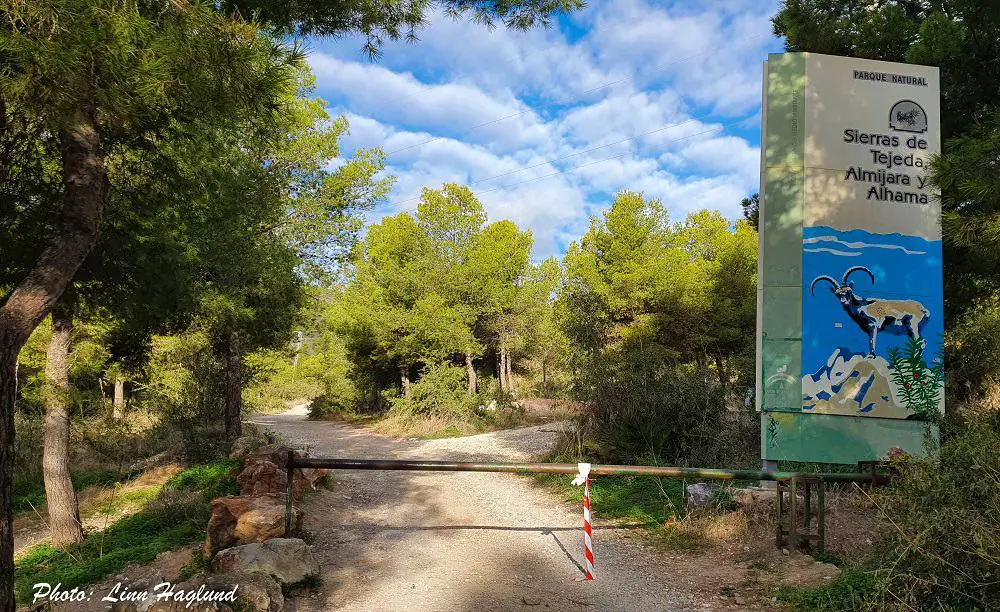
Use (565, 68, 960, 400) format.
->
(572, 463, 595, 581)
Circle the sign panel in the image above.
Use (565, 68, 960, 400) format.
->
(757, 53, 943, 464)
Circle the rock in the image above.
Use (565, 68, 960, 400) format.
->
(237, 445, 329, 500)
(685, 483, 716, 507)
(802, 348, 918, 418)
(204, 571, 283, 612)
(212, 538, 320, 586)
(731, 487, 777, 508)
(229, 436, 258, 459)
(111, 571, 283, 612)
(204, 494, 302, 556)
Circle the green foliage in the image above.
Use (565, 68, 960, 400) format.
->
(535, 471, 711, 551)
(225, 0, 583, 57)
(243, 348, 325, 414)
(867, 419, 1000, 609)
(558, 192, 759, 466)
(162, 457, 240, 500)
(581, 360, 756, 467)
(785, 416, 1000, 610)
(13, 458, 239, 606)
(542, 474, 685, 525)
(12, 469, 120, 515)
(886, 338, 944, 420)
(335, 182, 559, 415)
(177, 549, 211, 583)
(390, 363, 475, 417)
(740, 192, 759, 230)
(779, 564, 880, 611)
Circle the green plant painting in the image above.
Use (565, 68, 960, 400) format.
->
(887, 338, 944, 420)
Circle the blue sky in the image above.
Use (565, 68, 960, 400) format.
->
(305, 0, 785, 258)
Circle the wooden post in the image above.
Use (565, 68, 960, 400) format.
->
(775, 480, 784, 548)
(804, 480, 812, 530)
(817, 479, 826, 554)
(788, 476, 799, 550)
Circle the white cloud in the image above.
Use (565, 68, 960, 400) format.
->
(308, 0, 779, 258)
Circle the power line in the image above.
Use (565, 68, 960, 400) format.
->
(383, 32, 771, 158)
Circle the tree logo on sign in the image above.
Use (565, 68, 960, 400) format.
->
(889, 100, 928, 133)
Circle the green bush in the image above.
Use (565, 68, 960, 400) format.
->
(867, 417, 1000, 609)
(785, 415, 1000, 610)
(390, 363, 476, 417)
(578, 355, 757, 467)
(162, 457, 241, 500)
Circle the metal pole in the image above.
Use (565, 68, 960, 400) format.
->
(284, 449, 294, 537)
(290, 457, 884, 484)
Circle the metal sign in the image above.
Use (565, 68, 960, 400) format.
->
(756, 53, 943, 464)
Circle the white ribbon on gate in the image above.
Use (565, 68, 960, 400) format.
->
(571, 462, 591, 486)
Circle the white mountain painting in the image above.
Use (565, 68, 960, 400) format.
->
(802, 347, 911, 419)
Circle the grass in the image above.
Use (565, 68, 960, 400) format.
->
(13, 457, 240, 606)
(536, 474, 685, 524)
(778, 565, 879, 610)
(532, 469, 765, 552)
(90, 486, 161, 515)
(13, 469, 122, 515)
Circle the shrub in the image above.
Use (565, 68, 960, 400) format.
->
(785, 415, 1000, 610)
(390, 363, 475, 417)
(866, 417, 1000, 609)
(578, 355, 757, 467)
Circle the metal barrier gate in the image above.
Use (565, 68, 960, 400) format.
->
(284, 453, 889, 554)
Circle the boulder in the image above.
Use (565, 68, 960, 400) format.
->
(228, 436, 258, 459)
(731, 487, 778, 508)
(685, 482, 716, 507)
(111, 571, 283, 612)
(237, 445, 329, 500)
(212, 538, 320, 586)
(203, 571, 283, 612)
(204, 494, 302, 557)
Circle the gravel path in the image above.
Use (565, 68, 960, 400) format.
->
(251, 409, 732, 612)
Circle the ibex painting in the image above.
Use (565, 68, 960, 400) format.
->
(810, 265, 930, 357)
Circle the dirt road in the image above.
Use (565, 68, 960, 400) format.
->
(251, 408, 735, 612)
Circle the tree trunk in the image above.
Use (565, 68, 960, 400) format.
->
(225, 331, 243, 443)
(43, 303, 84, 547)
(400, 366, 411, 399)
(112, 375, 125, 420)
(505, 348, 516, 397)
(0, 108, 107, 609)
(465, 350, 477, 397)
(542, 359, 548, 386)
(498, 347, 507, 392)
(715, 354, 727, 397)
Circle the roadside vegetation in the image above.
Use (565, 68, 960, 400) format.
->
(13, 457, 240, 606)
(2, 0, 999, 609)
